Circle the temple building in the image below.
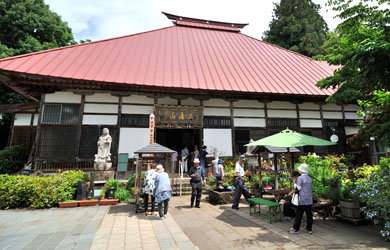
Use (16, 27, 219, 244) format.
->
(0, 12, 373, 172)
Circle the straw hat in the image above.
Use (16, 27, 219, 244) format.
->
(156, 164, 164, 172)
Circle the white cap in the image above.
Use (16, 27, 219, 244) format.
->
(156, 164, 164, 172)
(193, 158, 200, 163)
(298, 163, 309, 174)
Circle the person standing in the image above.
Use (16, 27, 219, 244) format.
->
(155, 164, 172, 219)
(232, 155, 251, 210)
(283, 171, 300, 220)
(188, 158, 205, 208)
(214, 159, 224, 188)
(199, 146, 208, 174)
(143, 165, 157, 216)
(181, 146, 189, 173)
(288, 164, 313, 234)
(172, 149, 178, 173)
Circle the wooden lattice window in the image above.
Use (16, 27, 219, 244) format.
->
(41, 104, 80, 125)
(267, 118, 298, 129)
(39, 126, 78, 159)
(203, 116, 231, 128)
(121, 114, 149, 127)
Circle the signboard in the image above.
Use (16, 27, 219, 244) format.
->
(154, 105, 203, 128)
(149, 114, 155, 144)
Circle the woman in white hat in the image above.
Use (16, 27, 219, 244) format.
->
(154, 164, 172, 219)
(288, 163, 313, 234)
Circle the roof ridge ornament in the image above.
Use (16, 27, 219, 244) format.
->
(162, 12, 248, 32)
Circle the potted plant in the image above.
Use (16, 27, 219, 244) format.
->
(100, 198, 119, 205)
(59, 200, 78, 208)
(339, 181, 363, 219)
(105, 179, 120, 199)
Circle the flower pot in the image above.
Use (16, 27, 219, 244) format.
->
(340, 201, 363, 219)
(59, 201, 78, 208)
(79, 199, 98, 206)
(100, 199, 119, 205)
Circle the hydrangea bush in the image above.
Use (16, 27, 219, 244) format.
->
(358, 158, 390, 241)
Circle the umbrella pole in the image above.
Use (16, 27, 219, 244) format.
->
(274, 153, 278, 190)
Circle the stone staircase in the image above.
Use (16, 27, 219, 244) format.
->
(172, 177, 208, 196)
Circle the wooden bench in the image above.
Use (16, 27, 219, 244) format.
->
(248, 198, 282, 224)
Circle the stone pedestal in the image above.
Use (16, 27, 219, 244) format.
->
(208, 189, 235, 205)
(91, 171, 115, 182)
(94, 162, 112, 171)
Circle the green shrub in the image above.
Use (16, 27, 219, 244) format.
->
(359, 158, 390, 241)
(115, 188, 132, 202)
(0, 170, 86, 209)
(0, 145, 27, 174)
(105, 178, 120, 189)
(206, 176, 215, 186)
(127, 173, 136, 190)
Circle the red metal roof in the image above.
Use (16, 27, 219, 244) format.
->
(0, 14, 336, 96)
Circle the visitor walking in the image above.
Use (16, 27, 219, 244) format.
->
(181, 146, 189, 173)
(172, 149, 178, 173)
(232, 155, 251, 210)
(188, 158, 205, 208)
(143, 165, 157, 216)
(288, 163, 313, 234)
(155, 164, 172, 220)
(214, 159, 224, 188)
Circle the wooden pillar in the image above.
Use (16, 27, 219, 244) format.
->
(31, 93, 45, 165)
(75, 95, 85, 158)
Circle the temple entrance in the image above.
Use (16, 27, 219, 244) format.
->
(156, 128, 201, 154)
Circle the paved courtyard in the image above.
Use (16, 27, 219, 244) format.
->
(0, 196, 389, 250)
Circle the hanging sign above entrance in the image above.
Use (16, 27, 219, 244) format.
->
(154, 105, 203, 128)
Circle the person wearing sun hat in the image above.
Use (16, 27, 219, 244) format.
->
(288, 163, 313, 234)
(188, 158, 205, 208)
(154, 164, 172, 219)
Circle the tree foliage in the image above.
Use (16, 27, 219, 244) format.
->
(263, 0, 329, 57)
(317, 0, 390, 147)
(0, 0, 76, 58)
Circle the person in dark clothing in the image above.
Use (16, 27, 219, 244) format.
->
(232, 155, 252, 210)
(188, 158, 205, 208)
(283, 171, 300, 220)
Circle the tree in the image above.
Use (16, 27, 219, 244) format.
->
(0, 0, 76, 58)
(263, 0, 329, 57)
(317, 0, 390, 147)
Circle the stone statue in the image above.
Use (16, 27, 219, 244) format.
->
(94, 128, 113, 171)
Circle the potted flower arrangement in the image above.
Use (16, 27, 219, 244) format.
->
(104, 179, 120, 199)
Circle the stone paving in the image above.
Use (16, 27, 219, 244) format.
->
(0, 205, 108, 250)
(1, 196, 389, 250)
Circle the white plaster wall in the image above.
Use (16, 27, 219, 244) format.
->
(82, 115, 117, 125)
(344, 104, 361, 112)
(233, 109, 265, 117)
(300, 119, 322, 128)
(118, 128, 149, 158)
(14, 113, 32, 126)
(204, 108, 230, 116)
(122, 95, 154, 104)
(233, 100, 264, 108)
(45, 92, 81, 103)
(203, 129, 232, 156)
(203, 99, 230, 107)
(298, 102, 320, 110)
(299, 110, 321, 119)
(345, 126, 359, 136)
(234, 118, 266, 127)
(322, 103, 342, 111)
(121, 105, 154, 114)
(84, 104, 118, 113)
(85, 93, 119, 103)
(33, 115, 38, 126)
(345, 112, 363, 120)
(157, 97, 178, 105)
(267, 110, 297, 118)
(323, 111, 343, 119)
(181, 98, 200, 106)
(267, 101, 295, 109)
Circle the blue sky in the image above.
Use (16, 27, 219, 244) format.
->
(44, 0, 342, 43)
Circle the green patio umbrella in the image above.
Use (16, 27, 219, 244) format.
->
(245, 129, 337, 148)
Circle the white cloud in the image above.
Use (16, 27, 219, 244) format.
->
(45, 0, 342, 42)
